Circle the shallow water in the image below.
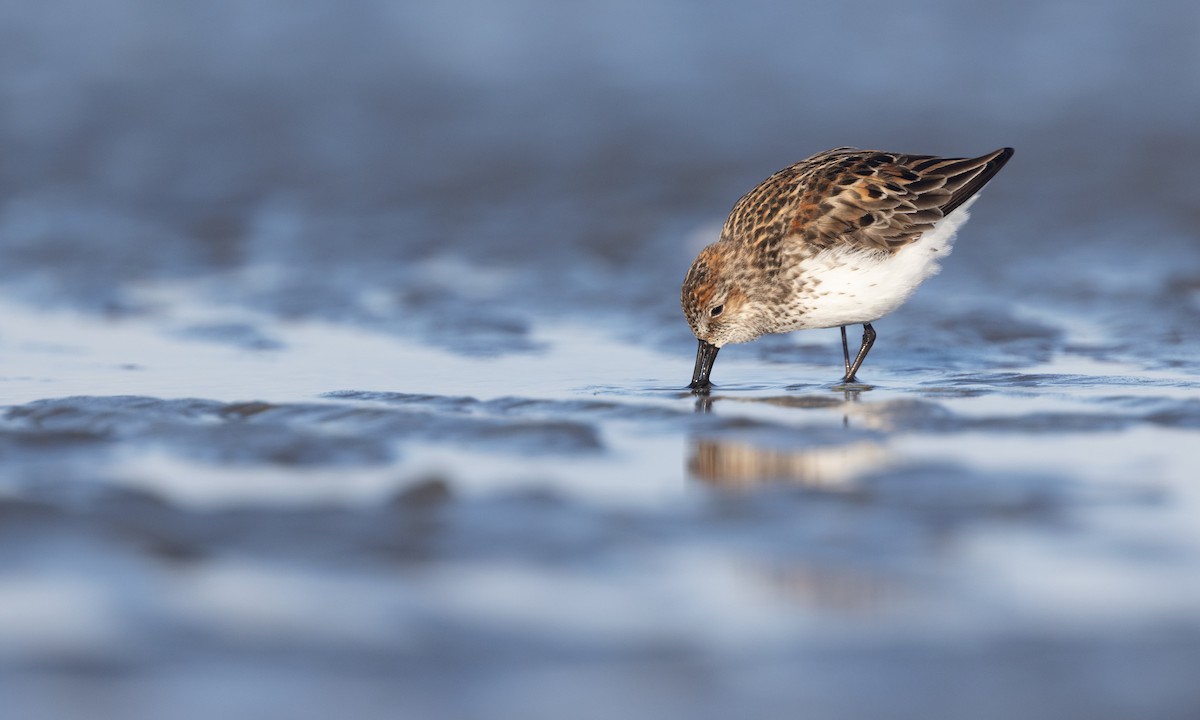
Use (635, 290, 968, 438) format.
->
(3, 2, 1200, 719)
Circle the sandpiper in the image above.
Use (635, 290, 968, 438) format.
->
(682, 146, 1013, 391)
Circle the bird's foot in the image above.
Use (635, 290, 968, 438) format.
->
(832, 375, 873, 392)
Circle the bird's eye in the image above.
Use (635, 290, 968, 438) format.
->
(710, 304, 724, 317)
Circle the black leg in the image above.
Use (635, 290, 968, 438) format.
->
(840, 326, 851, 380)
(844, 323, 876, 383)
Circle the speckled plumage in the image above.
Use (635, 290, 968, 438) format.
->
(682, 147, 1013, 388)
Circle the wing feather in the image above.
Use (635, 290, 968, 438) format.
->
(720, 147, 1013, 259)
(798, 147, 1014, 253)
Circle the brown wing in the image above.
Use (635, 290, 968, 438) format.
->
(723, 147, 1013, 256)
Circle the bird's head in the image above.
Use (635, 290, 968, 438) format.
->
(681, 244, 763, 390)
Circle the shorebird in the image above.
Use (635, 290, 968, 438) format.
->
(682, 146, 1013, 391)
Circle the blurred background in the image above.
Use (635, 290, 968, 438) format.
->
(2, 0, 1196, 343)
(2, 1, 1200, 719)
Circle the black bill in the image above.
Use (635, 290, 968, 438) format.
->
(689, 339, 720, 392)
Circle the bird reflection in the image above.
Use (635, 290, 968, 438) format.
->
(685, 390, 910, 612)
(688, 438, 890, 490)
(691, 387, 868, 415)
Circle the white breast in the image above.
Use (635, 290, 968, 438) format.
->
(789, 196, 977, 330)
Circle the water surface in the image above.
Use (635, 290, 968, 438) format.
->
(2, 2, 1200, 719)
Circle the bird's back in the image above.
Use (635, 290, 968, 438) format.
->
(721, 147, 1013, 259)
